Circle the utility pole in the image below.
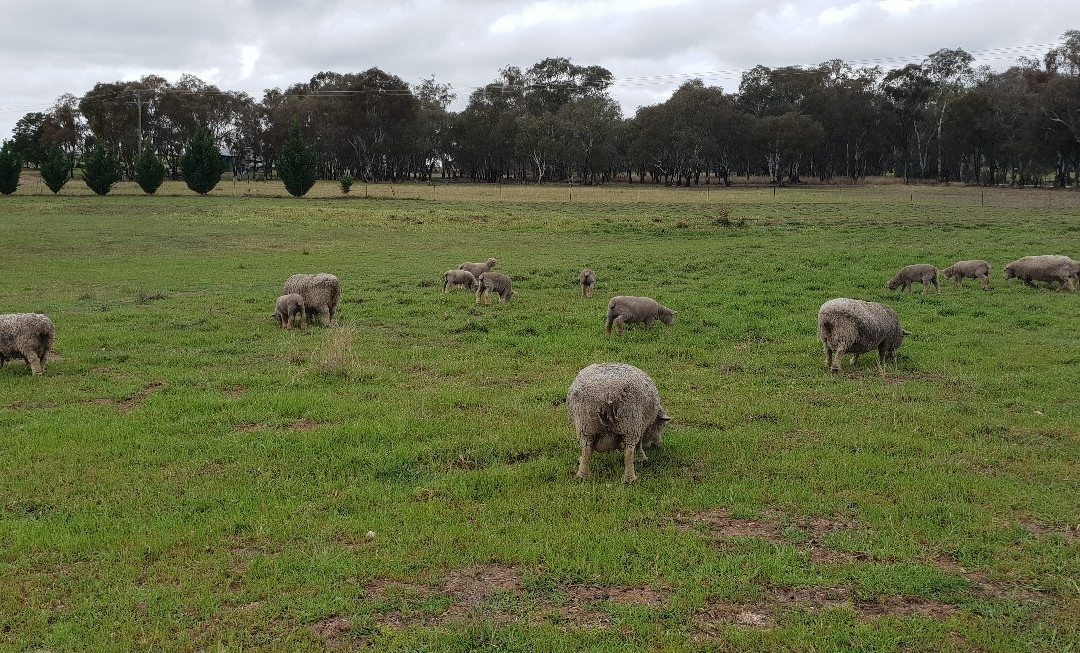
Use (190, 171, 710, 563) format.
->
(129, 90, 150, 151)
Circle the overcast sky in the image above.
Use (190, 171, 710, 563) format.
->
(0, 0, 1072, 142)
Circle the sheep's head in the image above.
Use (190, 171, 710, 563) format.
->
(1004, 264, 1015, 279)
(943, 266, 955, 278)
(505, 289, 515, 302)
(486, 258, 498, 268)
(886, 276, 903, 290)
(642, 408, 672, 448)
(660, 307, 676, 326)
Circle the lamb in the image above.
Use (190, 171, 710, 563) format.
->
(886, 264, 939, 294)
(0, 313, 55, 376)
(567, 362, 672, 484)
(943, 260, 991, 290)
(443, 269, 477, 293)
(272, 293, 306, 329)
(579, 268, 596, 299)
(460, 258, 498, 279)
(283, 273, 341, 326)
(605, 296, 675, 335)
(476, 271, 514, 304)
(1004, 255, 1079, 291)
(817, 298, 910, 373)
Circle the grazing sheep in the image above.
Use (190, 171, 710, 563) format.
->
(0, 313, 55, 376)
(605, 296, 675, 335)
(567, 362, 672, 484)
(273, 293, 306, 329)
(943, 260, 991, 290)
(476, 271, 514, 304)
(817, 298, 910, 373)
(1005, 255, 1079, 291)
(443, 269, 478, 293)
(579, 268, 596, 299)
(886, 264, 940, 294)
(460, 258, 498, 279)
(283, 273, 341, 326)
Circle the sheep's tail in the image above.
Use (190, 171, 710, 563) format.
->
(598, 401, 617, 428)
(39, 323, 55, 355)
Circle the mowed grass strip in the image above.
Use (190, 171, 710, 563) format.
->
(0, 187, 1078, 651)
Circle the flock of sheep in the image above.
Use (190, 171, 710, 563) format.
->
(2, 252, 1076, 485)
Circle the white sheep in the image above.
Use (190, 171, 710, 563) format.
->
(0, 313, 55, 376)
(443, 269, 478, 293)
(283, 273, 341, 326)
(817, 298, 910, 373)
(605, 296, 675, 335)
(476, 272, 514, 304)
(943, 260, 991, 290)
(886, 264, 939, 294)
(567, 363, 671, 484)
(273, 293, 306, 329)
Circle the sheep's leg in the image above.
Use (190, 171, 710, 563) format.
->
(851, 353, 860, 365)
(24, 349, 43, 376)
(476, 287, 483, 304)
(581, 284, 586, 298)
(616, 318, 625, 335)
(485, 290, 493, 305)
(605, 313, 615, 334)
(831, 345, 846, 373)
(586, 286, 594, 299)
(933, 277, 940, 294)
(877, 346, 891, 374)
(443, 278, 450, 293)
(823, 344, 833, 368)
(320, 307, 331, 327)
(286, 314, 293, 330)
(644, 316, 654, 329)
(635, 442, 648, 463)
(575, 444, 593, 479)
(981, 275, 989, 291)
(622, 444, 637, 484)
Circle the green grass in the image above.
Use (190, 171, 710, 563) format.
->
(1, 187, 1078, 652)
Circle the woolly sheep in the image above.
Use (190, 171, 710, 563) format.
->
(476, 271, 514, 304)
(283, 273, 341, 326)
(579, 268, 596, 299)
(273, 293, 306, 329)
(443, 269, 477, 293)
(460, 258, 498, 279)
(943, 260, 991, 290)
(605, 296, 675, 335)
(0, 313, 55, 376)
(886, 264, 939, 294)
(817, 298, 910, 373)
(567, 362, 671, 484)
(1004, 255, 1079, 291)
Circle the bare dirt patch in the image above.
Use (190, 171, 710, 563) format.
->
(1018, 517, 1080, 540)
(366, 564, 668, 630)
(675, 508, 860, 562)
(80, 380, 165, 412)
(693, 586, 959, 637)
(10, 400, 58, 411)
(223, 384, 247, 399)
(310, 616, 351, 646)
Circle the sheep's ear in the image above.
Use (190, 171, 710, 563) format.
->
(657, 410, 672, 421)
(902, 329, 912, 336)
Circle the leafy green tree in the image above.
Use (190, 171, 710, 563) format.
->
(338, 173, 353, 194)
(278, 120, 317, 197)
(134, 144, 166, 194)
(82, 144, 123, 195)
(0, 141, 21, 195)
(40, 146, 71, 194)
(179, 129, 223, 195)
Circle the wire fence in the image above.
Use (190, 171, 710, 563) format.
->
(11, 178, 1080, 209)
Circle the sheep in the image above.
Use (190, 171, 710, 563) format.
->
(476, 271, 514, 304)
(460, 258, 498, 279)
(579, 268, 596, 299)
(1004, 255, 1079, 291)
(605, 296, 675, 335)
(817, 298, 910, 373)
(886, 264, 940, 294)
(283, 273, 341, 326)
(443, 269, 477, 293)
(567, 362, 672, 484)
(0, 313, 55, 376)
(943, 260, 991, 290)
(273, 293, 306, 329)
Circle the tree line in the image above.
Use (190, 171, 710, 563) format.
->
(3, 32, 1079, 195)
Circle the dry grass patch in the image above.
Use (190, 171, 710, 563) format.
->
(79, 380, 166, 412)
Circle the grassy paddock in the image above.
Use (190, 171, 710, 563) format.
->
(1, 186, 1078, 651)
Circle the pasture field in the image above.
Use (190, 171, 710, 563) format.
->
(1, 185, 1079, 652)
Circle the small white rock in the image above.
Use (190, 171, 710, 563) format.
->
(365, 531, 376, 540)
(1034, 410, 1044, 416)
